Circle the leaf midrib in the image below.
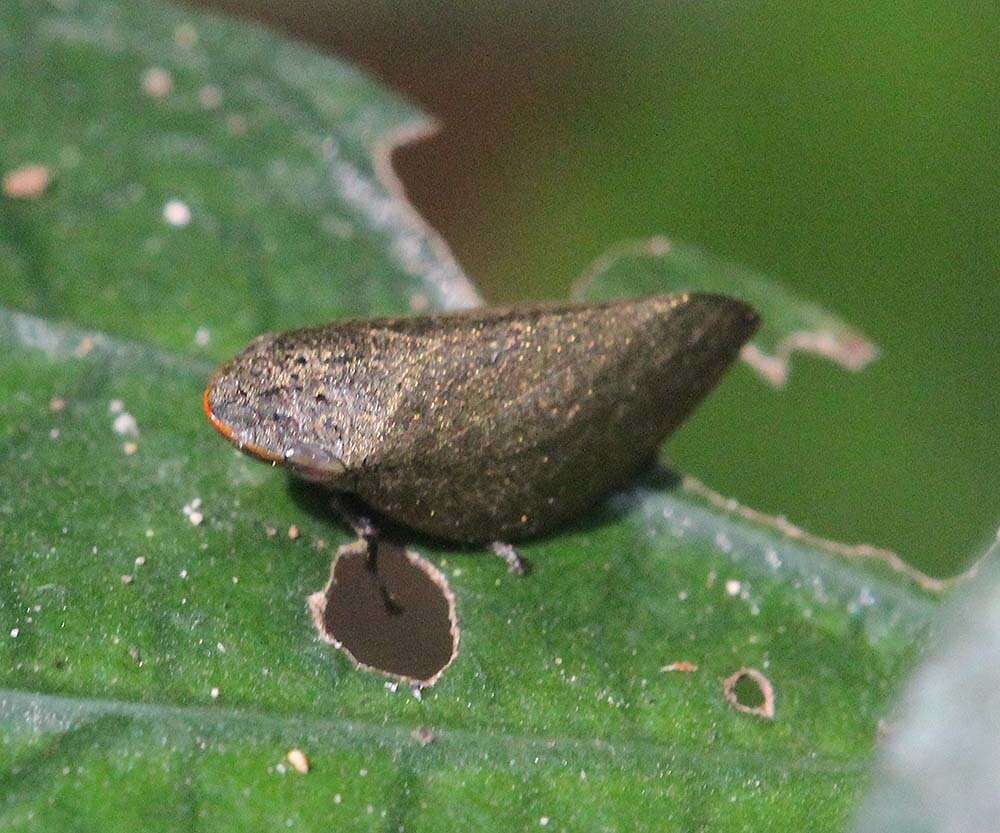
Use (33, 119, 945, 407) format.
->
(0, 687, 863, 777)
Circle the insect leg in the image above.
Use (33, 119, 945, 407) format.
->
(330, 493, 378, 547)
(329, 493, 404, 613)
(490, 541, 527, 576)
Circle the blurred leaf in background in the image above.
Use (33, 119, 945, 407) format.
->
(854, 535, 1000, 833)
(196, 0, 1000, 577)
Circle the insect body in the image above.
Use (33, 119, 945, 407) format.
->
(204, 294, 758, 543)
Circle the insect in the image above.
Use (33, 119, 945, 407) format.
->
(204, 293, 758, 572)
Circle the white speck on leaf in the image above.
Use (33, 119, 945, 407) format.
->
(142, 67, 173, 98)
(3, 164, 50, 199)
(112, 412, 139, 437)
(163, 200, 191, 227)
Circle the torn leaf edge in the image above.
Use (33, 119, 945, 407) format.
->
(681, 473, 991, 594)
(343, 118, 483, 311)
(571, 235, 880, 388)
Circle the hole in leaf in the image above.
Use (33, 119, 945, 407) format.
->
(309, 539, 459, 687)
(722, 667, 775, 719)
(733, 675, 764, 707)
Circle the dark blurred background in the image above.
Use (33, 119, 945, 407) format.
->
(190, 0, 998, 575)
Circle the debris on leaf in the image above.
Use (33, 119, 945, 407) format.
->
(182, 499, 203, 526)
(142, 67, 172, 98)
(411, 727, 436, 746)
(112, 412, 139, 437)
(3, 164, 50, 199)
(286, 748, 310, 774)
(162, 199, 191, 227)
(661, 661, 698, 673)
(74, 337, 95, 358)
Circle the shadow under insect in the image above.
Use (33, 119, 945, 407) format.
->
(290, 462, 684, 686)
(287, 461, 682, 569)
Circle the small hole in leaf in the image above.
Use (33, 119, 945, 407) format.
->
(723, 667, 775, 719)
(309, 540, 459, 686)
(733, 675, 764, 708)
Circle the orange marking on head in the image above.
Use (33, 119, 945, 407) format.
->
(202, 383, 285, 466)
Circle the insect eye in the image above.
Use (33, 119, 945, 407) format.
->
(294, 355, 308, 366)
(315, 392, 328, 403)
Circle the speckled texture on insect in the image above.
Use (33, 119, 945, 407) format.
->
(204, 294, 758, 542)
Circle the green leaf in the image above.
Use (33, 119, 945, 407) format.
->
(0, 0, 477, 362)
(0, 0, 985, 830)
(853, 534, 1000, 833)
(574, 237, 879, 387)
(0, 307, 953, 831)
